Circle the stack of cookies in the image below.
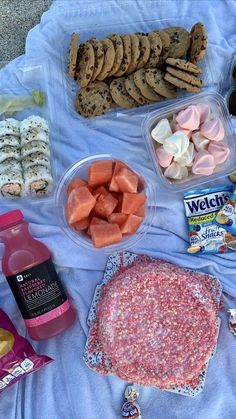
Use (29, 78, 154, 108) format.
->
(68, 22, 207, 117)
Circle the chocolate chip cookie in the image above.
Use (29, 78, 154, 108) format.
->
(110, 77, 138, 108)
(166, 66, 202, 87)
(114, 35, 132, 77)
(135, 33, 151, 70)
(89, 38, 105, 81)
(188, 22, 207, 64)
(107, 34, 124, 76)
(164, 72, 201, 93)
(145, 32, 162, 68)
(163, 27, 190, 59)
(154, 30, 170, 66)
(134, 68, 164, 101)
(76, 81, 112, 117)
(126, 34, 141, 75)
(97, 38, 115, 80)
(166, 57, 202, 74)
(145, 68, 177, 98)
(76, 41, 95, 87)
(125, 74, 150, 105)
(68, 33, 79, 78)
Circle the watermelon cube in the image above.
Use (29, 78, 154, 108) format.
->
(90, 223, 122, 248)
(67, 186, 96, 224)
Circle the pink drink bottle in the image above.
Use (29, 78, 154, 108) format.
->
(0, 209, 76, 340)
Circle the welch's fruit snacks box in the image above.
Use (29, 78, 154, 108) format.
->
(184, 185, 234, 254)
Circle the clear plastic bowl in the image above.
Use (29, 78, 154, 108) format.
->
(55, 154, 156, 253)
(142, 91, 236, 192)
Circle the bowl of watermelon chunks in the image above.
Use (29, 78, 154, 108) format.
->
(55, 154, 156, 251)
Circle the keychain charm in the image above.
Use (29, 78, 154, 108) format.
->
(228, 309, 236, 336)
(121, 385, 142, 419)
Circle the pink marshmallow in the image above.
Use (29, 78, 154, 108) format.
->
(175, 105, 200, 131)
(172, 122, 192, 138)
(155, 146, 173, 168)
(200, 117, 225, 142)
(208, 142, 230, 165)
(196, 103, 211, 124)
(192, 150, 215, 176)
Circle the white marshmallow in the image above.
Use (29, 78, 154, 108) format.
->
(164, 162, 188, 180)
(151, 118, 172, 144)
(174, 142, 196, 167)
(163, 131, 189, 158)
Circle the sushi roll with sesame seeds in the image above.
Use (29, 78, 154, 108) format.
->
(21, 152, 51, 170)
(23, 164, 53, 196)
(0, 157, 22, 174)
(21, 140, 50, 158)
(0, 134, 20, 148)
(20, 116, 49, 135)
(20, 130, 49, 146)
(0, 169, 24, 197)
(0, 119, 20, 137)
(0, 146, 20, 163)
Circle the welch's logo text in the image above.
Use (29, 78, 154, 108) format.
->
(184, 191, 230, 217)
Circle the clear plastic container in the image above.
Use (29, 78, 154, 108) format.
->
(0, 59, 56, 204)
(58, 15, 217, 122)
(55, 154, 156, 253)
(142, 91, 236, 192)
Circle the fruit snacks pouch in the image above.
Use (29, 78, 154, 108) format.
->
(215, 189, 236, 250)
(184, 186, 233, 254)
(0, 309, 53, 393)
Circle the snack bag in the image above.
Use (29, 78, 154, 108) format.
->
(184, 186, 233, 254)
(0, 309, 53, 393)
(215, 189, 236, 250)
(122, 386, 142, 419)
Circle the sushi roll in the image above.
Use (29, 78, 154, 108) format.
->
(0, 119, 20, 137)
(21, 140, 50, 158)
(0, 134, 20, 148)
(0, 158, 22, 174)
(20, 116, 49, 134)
(23, 164, 53, 196)
(20, 130, 49, 146)
(0, 169, 23, 198)
(0, 146, 20, 163)
(21, 152, 50, 170)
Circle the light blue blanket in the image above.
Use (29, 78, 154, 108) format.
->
(0, 1, 236, 418)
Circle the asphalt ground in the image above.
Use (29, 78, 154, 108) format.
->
(0, 0, 53, 62)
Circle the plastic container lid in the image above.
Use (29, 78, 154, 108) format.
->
(0, 209, 23, 229)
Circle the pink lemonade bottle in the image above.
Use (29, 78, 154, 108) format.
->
(0, 209, 76, 340)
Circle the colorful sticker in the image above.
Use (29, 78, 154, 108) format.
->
(184, 186, 233, 254)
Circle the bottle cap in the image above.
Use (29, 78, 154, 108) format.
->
(0, 210, 23, 230)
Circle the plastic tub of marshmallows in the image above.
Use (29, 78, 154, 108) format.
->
(142, 91, 236, 192)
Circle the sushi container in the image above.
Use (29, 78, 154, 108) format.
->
(0, 59, 56, 204)
(58, 9, 217, 123)
(55, 154, 156, 253)
(142, 91, 236, 193)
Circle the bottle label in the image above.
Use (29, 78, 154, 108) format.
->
(6, 258, 68, 322)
